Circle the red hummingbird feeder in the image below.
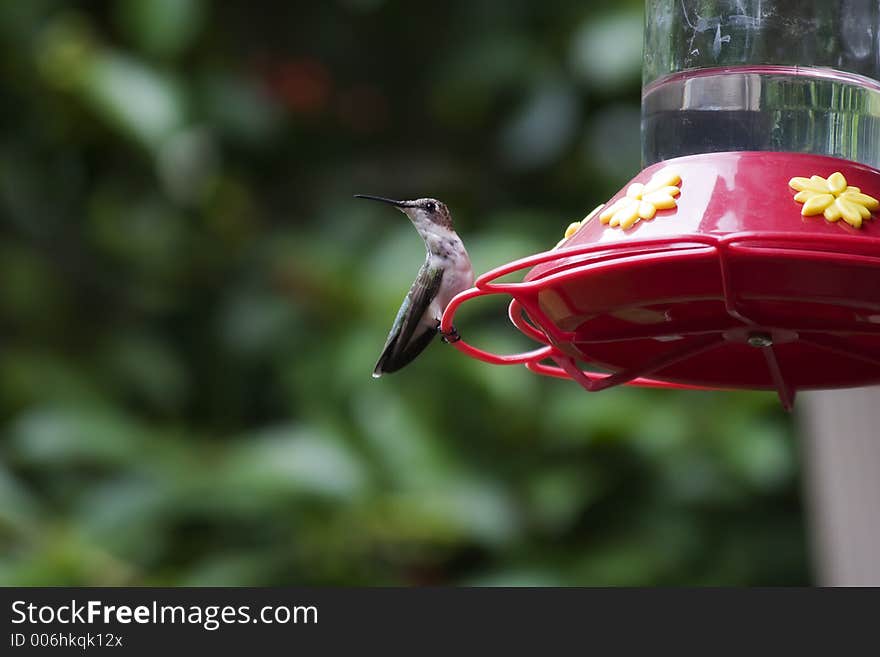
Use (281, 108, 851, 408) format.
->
(441, 1, 880, 409)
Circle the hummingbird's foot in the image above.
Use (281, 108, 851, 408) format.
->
(440, 325, 461, 344)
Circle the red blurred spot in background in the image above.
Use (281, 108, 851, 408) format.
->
(264, 57, 332, 115)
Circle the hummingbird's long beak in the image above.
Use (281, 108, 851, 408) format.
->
(354, 194, 410, 207)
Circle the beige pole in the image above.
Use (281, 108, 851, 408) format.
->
(801, 388, 880, 586)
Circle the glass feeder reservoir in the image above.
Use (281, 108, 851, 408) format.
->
(442, 1, 880, 409)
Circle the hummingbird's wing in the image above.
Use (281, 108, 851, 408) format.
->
(373, 262, 444, 377)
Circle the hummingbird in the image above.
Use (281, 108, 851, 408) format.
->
(355, 195, 474, 378)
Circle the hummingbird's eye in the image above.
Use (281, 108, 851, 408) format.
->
(424, 202, 436, 212)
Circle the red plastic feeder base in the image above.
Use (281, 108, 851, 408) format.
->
(441, 152, 880, 410)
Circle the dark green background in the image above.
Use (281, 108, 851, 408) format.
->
(0, 0, 807, 585)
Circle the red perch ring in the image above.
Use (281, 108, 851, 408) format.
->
(440, 151, 880, 409)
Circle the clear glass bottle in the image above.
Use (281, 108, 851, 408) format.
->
(642, 0, 880, 168)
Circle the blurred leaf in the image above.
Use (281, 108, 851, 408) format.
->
(115, 0, 205, 59)
(0, 463, 42, 536)
(465, 568, 564, 587)
(720, 419, 795, 491)
(527, 466, 602, 534)
(34, 11, 96, 90)
(499, 81, 580, 170)
(198, 74, 282, 146)
(397, 475, 521, 548)
(570, 10, 644, 91)
(156, 126, 219, 205)
(223, 425, 369, 501)
(181, 552, 275, 586)
(99, 332, 190, 414)
(352, 387, 454, 490)
(218, 287, 301, 358)
(75, 476, 168, 563)
(0, 244, 66, 326)
(9, 405, 145, 467)
(0, 351, 104, 412)
(87, 189, 188, 272)
(80, 52, 186, 148)
(431, 34, 538, 126)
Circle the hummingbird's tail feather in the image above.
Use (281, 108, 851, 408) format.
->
(373, 327, 437, 377)
(372, 263, 444, 377)
(372, 303, 405, 378)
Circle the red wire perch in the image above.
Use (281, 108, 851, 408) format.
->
(440, 239, 730, 394)
(440, 287, 556, 365)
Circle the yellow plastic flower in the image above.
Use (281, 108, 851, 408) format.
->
(789, 172, 879, 229)
(598, 167, 682, 230)
(555, 204, 603, 248)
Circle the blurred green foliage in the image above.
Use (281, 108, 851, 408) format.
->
(0, 0, 807, 585)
